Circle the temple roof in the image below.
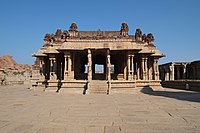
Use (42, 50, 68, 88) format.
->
(44, 45, 59, 54)
(32, 47, 47, 57)
(33, 22, 165, 58)
(78, 31, 120, 37)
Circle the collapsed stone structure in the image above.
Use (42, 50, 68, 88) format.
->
(32, 22, 165, 94)
(0, 55, 31, 85)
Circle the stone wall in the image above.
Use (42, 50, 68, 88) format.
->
(162, 80, 200, 92)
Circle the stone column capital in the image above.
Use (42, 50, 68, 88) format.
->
(64, 54, 68, 58)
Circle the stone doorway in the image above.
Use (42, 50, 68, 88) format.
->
(74, 51, 88, 80)
(92, 50, 107, 80)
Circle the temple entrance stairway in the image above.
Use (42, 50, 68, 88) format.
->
(89, 80, 108, 94)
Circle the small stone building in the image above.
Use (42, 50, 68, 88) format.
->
(159, 61, 200, 81)
(32, 22, 165, 94)
(159, 61, 200, 91)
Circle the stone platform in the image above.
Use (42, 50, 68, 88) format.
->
(0, 84, 200, 133)
(32, 80, 161, 94)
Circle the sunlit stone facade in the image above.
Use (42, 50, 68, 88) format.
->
(32, 22, 165, 94)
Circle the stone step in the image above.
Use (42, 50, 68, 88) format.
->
(89, 80, 108, 94)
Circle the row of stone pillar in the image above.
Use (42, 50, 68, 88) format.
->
(38, 53, 73, 81)
(38, 51, 160, 82)
(87, 49, 111, 81)
(127, 54, 134, 80)
(164, 64, 187, 80)
(64, 52, 72, 80)
(127, 54, 159, 81)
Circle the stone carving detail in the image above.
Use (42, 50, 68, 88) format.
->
(146, 33, 154, 45)
(135, 29, 142, 42)
(142, 34, 147, 42)
(69, 22, 78, 31)
(44, 34, 51, 42)
(120, 22, 129, 37)
(44, 34, 55, 43)
(54, 29, 63, 42)
(69, 22, 78, 37)
(61, 30, 68, 41)
(55, 29, 62, 37)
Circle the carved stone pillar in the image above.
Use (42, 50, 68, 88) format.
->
(68, 54, 72, 75)
(183, 64, 187, 79)
(156, 59, 160, 80)
(64, 52, 72, 80)
(166, 68, 169, 80)
(127, 55, 131, 80)
(87, 49, 92, 81)
(64, 54, 68, 80)
(141, 57, 144, 80)
(39, 58, 45, 80)
(144, 57, 148, 80)
(154, 58, 159, 80)
(49, 57, 57, 80)
(164, 67, 167, 80)
(131, 55, 134, 80)
(142, 56, 148, 80)
(148, 59, 152, 80)
(107, 50, 111, 81)
(169, 63, 174, 80)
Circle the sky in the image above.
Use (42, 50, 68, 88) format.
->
(0, 0, 200, 65)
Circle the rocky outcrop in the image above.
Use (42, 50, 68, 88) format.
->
(0, 55, 32, 85)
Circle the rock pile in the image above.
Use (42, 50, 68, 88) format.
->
(0, 55, 32, 85)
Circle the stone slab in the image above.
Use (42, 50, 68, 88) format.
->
(0, 85, 200, 133)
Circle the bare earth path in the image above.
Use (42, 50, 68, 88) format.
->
(0, 85, 200, 133)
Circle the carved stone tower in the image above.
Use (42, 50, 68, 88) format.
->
(120, 22, 129, 37)
(69, 22, 78, 37)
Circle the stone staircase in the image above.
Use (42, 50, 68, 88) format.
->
(89, 80, 108, 94)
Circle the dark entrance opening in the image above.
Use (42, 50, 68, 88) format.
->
(92, 50, 106, 80)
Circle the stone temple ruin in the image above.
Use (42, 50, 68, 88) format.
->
(159, 61, 200, 91)
(32, 22, 165, 94)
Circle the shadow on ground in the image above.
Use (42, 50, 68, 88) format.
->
(141, 86, 200, 103)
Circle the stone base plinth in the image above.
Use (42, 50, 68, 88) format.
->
(136, 80, 161, 87)
(60, 80, 87, 94)
(30, 79, 46, 91)
(46, 80, 59, 92)
(31, 79, 162, 94)
(162, 80, 200, 92)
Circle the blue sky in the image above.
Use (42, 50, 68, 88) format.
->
(0, 0, 200, 65)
